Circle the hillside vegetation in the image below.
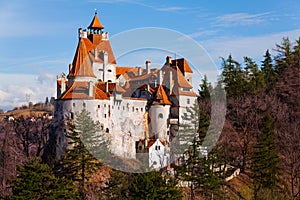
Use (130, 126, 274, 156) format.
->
(0, 37, 299, 199)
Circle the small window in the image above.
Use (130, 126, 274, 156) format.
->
(98, 105, 100, 108)
(158, 113, 163, 119)
(141, 107, 143, 112)
(83, 102, 86, 107)
(73, 103, 75, 107)
(71, 112, 74, 119)
(104, 114, 107, 118)
(187, 99, 190, 104)
(108, 80, 112, 82)
(108, 69, 112, 72)
(155, 146, 160, 150)
(104, 104, 106, 107)
(123, 106, 125, 110)
(153, 161, 157, 165)
(132, 107, 134, 112)
(106, 128, 109, 133)
(112, 106, 114, 109)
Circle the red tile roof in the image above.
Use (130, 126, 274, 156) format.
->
(171, 58, 193, 73)
(60, 81, 109, 100)
(175, 67, 193, 89)
(152, 85, 172, 105)
(116, 66, 135, 77)
(93, 40, 116, 64)
(68, 38, 96, 78)
(88, 14, 104, 30)
(147, 139, 166, 148)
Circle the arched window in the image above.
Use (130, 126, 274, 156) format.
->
(158, 113, 163, 119)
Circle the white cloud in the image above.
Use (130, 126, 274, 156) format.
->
(213, 12, 272, 27)
(155, 6, 187, 12)
(0, 73, 56, 108)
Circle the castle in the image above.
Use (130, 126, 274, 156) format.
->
(54, 12, 198, 169)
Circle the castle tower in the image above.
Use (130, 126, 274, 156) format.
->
(149, 85, 172, 142)
(86, 11, 117, 83)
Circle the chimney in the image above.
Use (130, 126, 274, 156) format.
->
(166, 56, 172, 65)
(100, 51, 108, 66)
(145, 60, 151, 74)
(60, 74, 66, 95)
(158, 70, 163, 85)
(102, 32, 109, 40)
(78, 28, 87, 38)
(105, 82, 109, 93)
(89, 81, 93, 97)
(168, 70, 173, 94)
(94, 48, 98, 60)
(138, 67, 142, 76)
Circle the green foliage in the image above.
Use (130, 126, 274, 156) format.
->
(129, 171, 182, 200)
(57, 109, 109, 199)
(8, 158, 79, 200)
(261, 50, 276, 86)
(104, 169, 131, 200)
(198, 75, 212, 99)
(252, 112, 280, 199)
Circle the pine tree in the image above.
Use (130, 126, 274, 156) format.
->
(129, 171, 182, 200)
(244, 56, 265, 94)
(252, 112, 280, 199)
(275, 37, 292, 75)
(261, 50, 276, 87)
(221, 55, 245, 97)
(58, 109, 109, 199)
(198, 75, 212, 99)
(104, 169, 131, 200)
(9, 158, 80, 200)
(174, 100, 224, 199)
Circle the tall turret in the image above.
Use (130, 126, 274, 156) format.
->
(149, 85, 172, 142)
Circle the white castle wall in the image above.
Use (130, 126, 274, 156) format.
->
(93, 62, 116, 83)
(149, 104, 170, 141)
(55, 96, 147, 159)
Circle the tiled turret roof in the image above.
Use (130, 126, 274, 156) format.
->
(68, 38, 96, 78)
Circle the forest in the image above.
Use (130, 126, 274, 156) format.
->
(0, 37, 299, 200)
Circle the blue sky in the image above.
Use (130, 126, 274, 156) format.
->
(1, 0, 300, 110)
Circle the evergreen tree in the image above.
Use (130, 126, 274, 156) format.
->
(58, 109, 109, 199)
(129, 171, 182, 200)
(198, 75, 212, 99)
(221, 55, 245, 97)
(261, 50, 276, 87)
(244, 56, 264, 93)
(174, 101, 224, 199)
(104, 169, 132, 200)
(275, 37, 292, 75)
(252, 112, 280, 199)
(8, 158, 80, 200)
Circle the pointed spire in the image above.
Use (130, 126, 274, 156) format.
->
(88, 9, 104, 31)
(68, 38, 96, 78)
(152, 85, 172, 105)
